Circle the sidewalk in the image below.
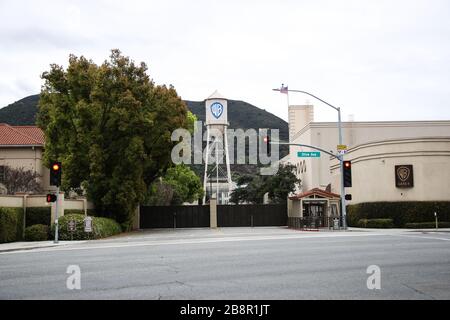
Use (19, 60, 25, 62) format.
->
(0, 240, 86, 253)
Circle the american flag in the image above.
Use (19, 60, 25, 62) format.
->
(280, 84, 288, 94)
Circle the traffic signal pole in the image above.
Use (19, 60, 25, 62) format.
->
(272, 87, 348, 230)
(54, 186, 59, 243)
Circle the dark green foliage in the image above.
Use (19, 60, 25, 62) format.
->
(0, 95, 40, 125)
(404, 222, 450, 229)
(357, 219, 394, 228)
(63, 209, 98, 216)
(347, 202, 450, 227)
(230, 164, 300, 204)
(26, 207, 51, 227)
(50, 214, 121, 240)
(1, 97, 290, 164)
(0, 207, 24, 243)
(37, 50, 189, 229)
(24, 224, 49, 241)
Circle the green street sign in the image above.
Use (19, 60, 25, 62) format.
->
(297, 151, 320, 158)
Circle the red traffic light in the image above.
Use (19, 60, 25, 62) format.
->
(263, 136, 269, 143)
(344, 161, 351, 168)
(52, 163, 60, 171)
(46, 194, 57, 203)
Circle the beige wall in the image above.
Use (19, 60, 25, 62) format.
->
(0, 146, 52, 192)
(288, 105, 314, 141)
(287, 119, 450, 193)
(330, 137, 450, 203)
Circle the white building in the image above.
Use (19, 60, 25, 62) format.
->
(283, 105, 450, 218)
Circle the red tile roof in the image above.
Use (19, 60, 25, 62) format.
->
(289, 188, 340, 200)
(0, 123, 45, 146)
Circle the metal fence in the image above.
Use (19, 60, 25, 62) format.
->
(288, 216, 343, 231)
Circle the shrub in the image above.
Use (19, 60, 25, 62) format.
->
(24, 224, 49, 241)
(404, 222, 450, 229)
(0, 207, 24, 243)
(347, 202, 450, 227)
(26, 207, 51, 227)
(357, 218, 394, 228)
(50, 214, 122, 240)
(63, 209, 98, 217)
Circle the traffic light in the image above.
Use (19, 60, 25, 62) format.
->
(263, 135, 271, 154)
(46, 194, 57, 203)
(343, 160, 352, 187)
(50, 161, 62, 186)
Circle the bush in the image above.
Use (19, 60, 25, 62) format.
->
(357, 218, 394, 228)
(26, 207, 51, 227)
(404, 222, 450, 229)
(0, 207, 24, 243)
(347, 202, 450, 227)
(50, 214, 122, 240)
(64, 209, 98, 217)
(24, 224, 49, 241)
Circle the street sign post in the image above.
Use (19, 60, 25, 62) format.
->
(68, 219, 76, 241)
(84, 216, 93, 233)
(337, 144, 348, 155)
(297, 151, 320, 158)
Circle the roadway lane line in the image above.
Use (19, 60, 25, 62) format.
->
(389, 234, 450, 242)
(0, 232, 387, 255)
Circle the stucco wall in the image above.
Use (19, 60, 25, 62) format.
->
(330, 137, 450, 203)
(290, 120, 450, 193)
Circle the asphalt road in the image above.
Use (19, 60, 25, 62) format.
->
(1, 227, 449, 300)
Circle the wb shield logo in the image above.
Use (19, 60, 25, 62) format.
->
(211, 102, 224, 119)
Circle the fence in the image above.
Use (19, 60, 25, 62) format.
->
(288, 216, 343, 231)
(140, 203, 287, 229)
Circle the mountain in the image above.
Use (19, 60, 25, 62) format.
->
(0, 95, 40, 125)
(0, 94, 289, 163)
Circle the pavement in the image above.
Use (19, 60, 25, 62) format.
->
(1, 226, 450, 299)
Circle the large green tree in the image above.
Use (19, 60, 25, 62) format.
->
(145, 164, 204, 206)
(37, 50, 189, 228)
(230, 164, 300, 204)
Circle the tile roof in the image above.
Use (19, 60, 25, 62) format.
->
(289, 188, 341, 200)
(0, 123, 45, 146)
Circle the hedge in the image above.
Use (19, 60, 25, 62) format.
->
(347, 202, 450, 227)
(0, 207, 24, 243)
(25, 224, 49, 241)
(63, 209, 98, 217)
(26, 207, 51, 227)
(357, 219, 394, 228)
(50, 214, 122, 240)
(404, 222, 450, 229)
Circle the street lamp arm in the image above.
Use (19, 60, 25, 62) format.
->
(272, 88, 339, 111)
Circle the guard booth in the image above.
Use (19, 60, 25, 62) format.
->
(287, 188, 341, 230)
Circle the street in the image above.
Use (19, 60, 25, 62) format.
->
(1, 227, 449, 300)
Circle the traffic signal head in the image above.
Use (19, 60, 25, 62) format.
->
(50, 161, 61, 186)
(46, 194, 57, 203)
(263, 136, 270, 143)
(343, 160, 352, 187)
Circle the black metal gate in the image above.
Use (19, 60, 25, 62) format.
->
(139, 203, 287, 229)
(217, 204, 287, 227)
(140, 205, 210, 229)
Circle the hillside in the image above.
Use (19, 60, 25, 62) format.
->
(0, 95, 289, 164)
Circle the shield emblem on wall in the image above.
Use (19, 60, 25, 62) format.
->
(397, 166, 410, 182)
(210, 102, 224, 119)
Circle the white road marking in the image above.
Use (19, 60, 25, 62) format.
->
(390, 234, 450, 242)
(0, 232, 387, 255)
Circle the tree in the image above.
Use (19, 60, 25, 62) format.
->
(266, 164, 301, 203)
(37, 50, 189, 228)
(230, 164, 300, 204)
(0, 166, 42, 195)
(145, 164, 204, 205)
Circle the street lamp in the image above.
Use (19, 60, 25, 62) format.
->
(273, 87, 348, 229)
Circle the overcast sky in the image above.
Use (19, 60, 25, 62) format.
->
(1, 0, 449, 122)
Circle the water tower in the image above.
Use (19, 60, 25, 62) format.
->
(203, 90, 233, 204)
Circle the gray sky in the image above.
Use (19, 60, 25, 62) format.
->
(1, 0, 449, 122)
